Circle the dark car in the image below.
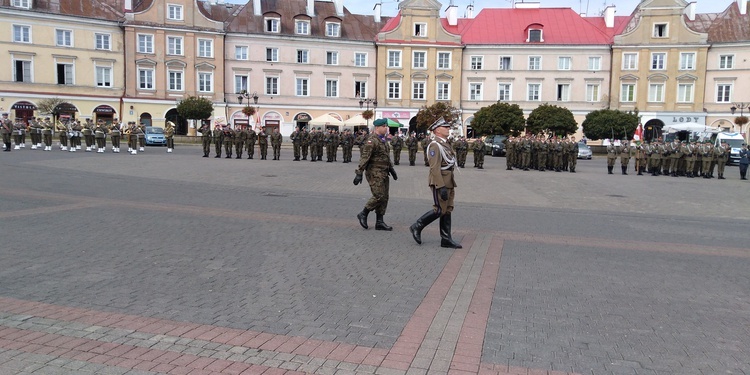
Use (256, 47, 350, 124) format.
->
(483, 135, 507, 156)
(144, 126, 167, 146)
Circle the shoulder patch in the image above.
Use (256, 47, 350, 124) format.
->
(429, 150, 436, 157)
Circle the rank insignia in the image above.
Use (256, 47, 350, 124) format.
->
(429, 150, 435, 157)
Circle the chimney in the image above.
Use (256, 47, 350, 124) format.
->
(373, 3, 381, 23)
(124, 0, 132, 12)
(684, 1, 696, 20)
(465, 4, 475, 19)
(307, 0, 315, 17)
(604, 5, 616, 28)
(740, 0, 748, 15)
(514, 0, 540, 9)
(253, 0, 261, 16)
(446, 3, 458, 26)
(333, 0, 344, 16)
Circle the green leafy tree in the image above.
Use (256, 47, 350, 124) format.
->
(470, 102, 525, 137)
(414, 102, 460, 133)
(525, 104, 578, 136)
(176, 96, 214, 129)
(581, 109, 639, 140)
(36, 98, 66, 117)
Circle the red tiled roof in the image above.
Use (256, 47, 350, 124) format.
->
(703, 2, 750, 43)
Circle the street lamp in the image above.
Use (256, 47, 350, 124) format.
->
(358, 97, 377, 128)
(730, 102, 748, 133)
(238, 91, 258, 106)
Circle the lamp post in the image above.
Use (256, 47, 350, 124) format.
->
(731, 102, 749, 134)
(238, 91, 259, 129)
(358, 97, 377, 128)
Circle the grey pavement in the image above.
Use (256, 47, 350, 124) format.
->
(0, 144, 748, 375)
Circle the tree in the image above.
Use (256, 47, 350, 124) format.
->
(525, 104, 578, 136)
(414, 102, 460, 133)
(176, 96, 214, 129)
(36, 98, 66, 117)
(470, 102, 526, 137)
(581, 109, 639, 140)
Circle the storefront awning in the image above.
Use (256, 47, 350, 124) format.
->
(54, 103, 78, 113)
(11, 101, 37, 110)
(93, 105, 116, 114)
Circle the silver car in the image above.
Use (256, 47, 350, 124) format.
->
(577, 142, 592, 159)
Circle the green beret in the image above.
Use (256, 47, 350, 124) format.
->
(373, 118, 387, 127)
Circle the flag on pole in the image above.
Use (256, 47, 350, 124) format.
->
(634, 123, 643, 141)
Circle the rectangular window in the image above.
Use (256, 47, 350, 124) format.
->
(623, 53, 638, 70)
(469, 83, 483, 100)
(621, 83, 635, 102)
(12, 0, 30, 8)
(527, 83, 540, 101)
(716, 84, 732, 103)
(296, 20, 310, 35)
(528, 29, 542, 42)
(388, 50, 402, 68)
(138, 34, 153, 53)
(471, 56, 483, 70)
(326, 79, 338, 97)
(586, 84, 600, 102)
(14, 59, 31, 82)
(198, 72, 213, 92)
(296, 78, 309, 96)
(528, 56, 541, 70)
(412, 82, 425, 100)
(719, 55, 734, 69)
(198, 39, 213, 58)
(438, 52, 451, 69)
(138, 68, 153, 89)
(413, 51, 426, 69)
(498, 83, 511, 101)
(588, 56, 601, 71)
(234, 75, 248, 93)
(677, 83, 694, 103)
(265, 18, 279, 33)
(95, 33, 111, 50)
(355, 81, 367, 98)
(653, 23, 668, 38)
(388, 81, 401, 99)
(297, 49, 309, 64)
(558, 57, 571, 70)
(651, 53, 665, 70)
(437, 82, 450, 100)
(414, 23, 427, 37)
(680, 52, 695, 70)
(266, 77, 279, 95)
(169, 70, 183, 91)
(354, 52, 367, 67)
(167, 4, 183, 20)
(499, 56, 512, 70)
(13, 25, 30, 43)
(95, 66, 112, 87)
(648, 83, 664, 102)
(235, 46, 248, 60)
(56, 29, 72, 47)
(326, 51, 339, 65)
(167, 36, 183, 55)
(266, 48, 278, 62)
(326, 22, 340, 37)
(557, 83, 570, 101)
(56, 63, 73, 85)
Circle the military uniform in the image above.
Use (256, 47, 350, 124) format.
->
(110, 120, 122, 153)
(258, 128, 269, 160)
(13, 120, 25, 150)
(198, 123, 211, 157)
(354, 119, 396, 231)
(606, 142, 618, 174)
(42, 118, 54, 151)
(94, 121, 108, 153)
(71, 121, 83, 151)
(82, 120, 94, 152)
(290, 128, 302, 161)
(568, 138, 579, 173)
(29, 118, 43, 149)
(128, 123, 142, 154)
(421, 136, 431, 166)
(715, 142, 729, 179)
(212, 125, 223, 158)
(684, 142, 697, 178)
(300, 128, 309, 160)
(619, 140, 631, 175)
(341, 130, 354, 163)
(223, 127, 235, 158)
(405, 134, 419, 166)
(234, 127, 247, 158)
(246, 128, 257, 159)
(504, 137, 515, 170)
(165, 121, 175, 153)
(391, 135, 403, 165)
(701, 142, 714, 178)
(137, 124, 146, 152)
(270, 129, 282, 160)
(56, 119, 69, 151)
(472, 138, 485, 168)
(1, 114, 12, 151)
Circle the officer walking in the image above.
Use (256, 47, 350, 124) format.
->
(353, 119, 397, 231)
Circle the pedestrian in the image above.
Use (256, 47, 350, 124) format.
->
(353, 118, 397, 231)
(739, 143, 748, 180)
(409, 118, 462, 249)
(165, 120, 175, 153)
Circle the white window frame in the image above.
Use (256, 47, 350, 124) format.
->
(265, 18, 280, 33)
(234, 75, 248, 94)
(437, 82, 450, 101)
(620, 83, 636, 102)
(499, 56, 512, 70)
(653, 23, 668, 38)
(95, 65, 113, 88)
(558, 56, 572, 70)
(12, 0, 31, 9)
(326, 22, 341, 37)
(13, 25, 31, 43)
(557, 83, 570, 101)
(388, 80, 401, 99)
(648, 83, 665, 102)
(167, 36, 183, 56)
(326, 51, 339, 65)
(297, 49, 309, 64)
(168, 70, 184, 91)
(498, 83, 511, 101)
(437, 52, 451, 69)
(56, 62, 74, 85)
(622, 53, 638, 70)
(677, 83, 694, 103)
(679, 52, 695, 70)
(469, 83, 483, 101)
(56, 29, 73, 47)
(355, 81, 367, 98)
(235, 46, 248, 60)
(198, 39, 213, 58)
(527, 83, 541, 101)
(471, 56, 483, 70)
(266, 48, 279, 62)
(528, 56, 541, 70)
(585, 83, 600, 102)
(413, 51, 426, 69)
(716, 84, 732, 103)
(719, 55, 734, 69)
(412, 81, 426, 100)
(295, 20, 310, 35)
(266, 76, 279, 95)
(326, 79, 339, 98)
(137, 34, 154, 54)
(388, 50, 402, 68)
(588, 56, 601, 71)
(198, 71, 213, 93)
(651, 52, 666, 70)
(12, 57, 33, 83)
(527, 29, 543, 42)
(167, 4, 183, 20)
(354, 52, 367, 67)
(138, 68, 154, 90)
(95, 33, 111, 50)
(296, 77, 309, 96)
(414, 22, 427, 37)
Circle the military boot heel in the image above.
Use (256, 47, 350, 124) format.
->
(409, 211, 440, 245)
(357, 208, 371, 229)
(439, 214, 462, 249)
(375, 214, 393, 231)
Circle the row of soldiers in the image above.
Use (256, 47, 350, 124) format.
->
(198, 123, 281, 160)
(607, 138, 732, 179)
(502, 135, 580, 173)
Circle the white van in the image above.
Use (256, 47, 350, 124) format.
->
(714, 132, 745, 165)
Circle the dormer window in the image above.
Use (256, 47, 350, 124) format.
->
(265, 18, 280, 33)
(326, 22, 341, 37)
(295, 20, 310, 35)
(414, 23, 427, 37)
(527, 29, 543, 42)
(12, 0, 30, 8)
(167, 4, 183, 21)
(653, 23, 668, 38)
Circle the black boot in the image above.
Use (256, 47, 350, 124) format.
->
(375, 214, 393, 231)
(409, 211, 440, 245)
(439, 214, 462, 249)
(608, 166, 613, 174)
(357, 208, 370, 229)
(621, 166, 628, 175)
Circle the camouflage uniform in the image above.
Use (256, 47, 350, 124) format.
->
(257, 128, 269, 160)
(246, 128, 257, 159)
(391, 135, 403, 165)
(234, 127, 247, 158)
(472, 139, 485, 169)
(198, 123, 211, 157)
(270, 129, 283, 160)
(405, 134, 419, 166)
(355, 129, 395, 230)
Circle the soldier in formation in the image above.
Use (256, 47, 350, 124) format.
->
(472, 137, 485, 169)
(290, 127, 302, 161)
(246, 126, 257, 159)
(391, 132, 403, 165)
(405, 132, 419, 166)
(199, 122, 212, 157)
(110, 118, 122, 153)
(300, 127, 309, 160)
(234, 126, 246, 159)
(223, 125, 235, 158)
(453, 136, 468, 168)
(270, 128, 283, 160)
(258, 126, 269, 160)
(42, 117, 54, 151)
(212, 124, 223, 158)
(94, 120, 108, 153)
(1, 113, 11, 151)
(341, 129, 354, 163)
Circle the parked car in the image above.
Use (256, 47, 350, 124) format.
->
(577, 141, 592, 159)
(483, 135, 507, 156)
(144, 126, 167, 146)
